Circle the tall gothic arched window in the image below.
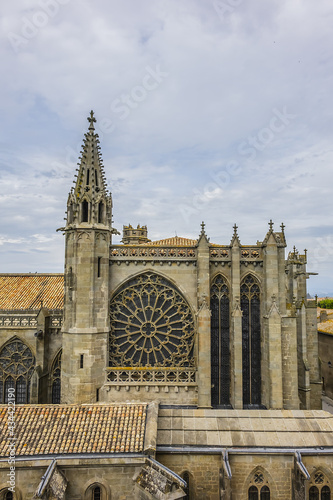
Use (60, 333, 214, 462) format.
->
(210, 275, 230, 407)
(0, 339, 35, 403)
(51, 350, 62, 404)
(241, 275, 261, 407)
(109, 273, 195, 368)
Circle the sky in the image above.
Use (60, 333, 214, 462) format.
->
(0, 0, 333, 295)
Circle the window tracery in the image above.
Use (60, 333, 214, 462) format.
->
(241, 275, 261, 407)
(210, 274, 230, 406)
(309, 471, 331, 499)
(51, 350, 61, 404)
(109, 273, 195, 368)
(248, 470, 270, 499)
(0, 339, 35, 403)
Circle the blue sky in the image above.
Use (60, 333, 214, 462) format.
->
(1, 0, 333, 295)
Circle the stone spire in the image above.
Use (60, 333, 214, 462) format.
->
(66, 111, 113, 229)
(230, 223, 241, 247)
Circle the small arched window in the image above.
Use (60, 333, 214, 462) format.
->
(249, 486, 258, 500)
(93, 486, 101, 500)
(81, 200, 89, 222)
(98, 201, 104, 223)
(182, 471, 190, 500)
(321, 486, 331, 500)
(6, 491, 13, 500)
(309, 486, 319, 500)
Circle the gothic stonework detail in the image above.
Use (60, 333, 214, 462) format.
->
(109, 272, 195, 368)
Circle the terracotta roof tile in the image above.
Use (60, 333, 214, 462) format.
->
(0, 274, 64, 310)
(143, 236, 197, 246)
(0, 404, 147, 456)
(318, 319, 333, 335)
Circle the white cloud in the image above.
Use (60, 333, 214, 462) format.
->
(0, 0, 332, 292)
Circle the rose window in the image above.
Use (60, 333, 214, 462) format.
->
(109, 273, 195, 367)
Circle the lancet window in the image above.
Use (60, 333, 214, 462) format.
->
(210, 274, 230, 407)
(241, 274, 261, 407)
(109, 272, 195, 368)
(51, 350, 62, 404)
(0, 339, 35, 404)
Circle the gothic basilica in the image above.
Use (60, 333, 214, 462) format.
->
(0, 112, 332, 499)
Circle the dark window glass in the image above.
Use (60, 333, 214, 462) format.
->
(183, 472, 190, 500)
(241, 275, 261, 407)
(109, 273, 195, 368)
(16, 376, 26, 403)
(321, 486, 331, 500)
(93, 486, 101, 500)
(82, 200, 89, 222)
(80, 354, 84, 369)
(0, 340, 35, 403)
(98, 202, 104, 223)
(249, 486, 259, 500)
(309, 486, 319, 500)
(6, 491, 13, 500)
(4, 377, 15, 403)
(52, 379, 61, 404)
(210, 275, 230, 406)
(51, 350, 61, 404)
(260, 485, 270, 500)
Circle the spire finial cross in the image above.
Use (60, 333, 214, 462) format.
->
(201, 221, 205, 234)
(88, 110, 96, 128)
(280, 222, 285, 232)
(233, 223, 238, 234)
(269, 219, 274, 231)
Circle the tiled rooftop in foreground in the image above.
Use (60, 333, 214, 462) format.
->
(0, 404, 147, 456)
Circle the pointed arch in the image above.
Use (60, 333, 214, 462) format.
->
(0, 338, 35, 403)
(50, 349, 62, 404)
(245, 467, 274, 500)
(241, 273, 261, 407)
(109, 271, 195, 368)
(210, 274, 230, 407)
(308, 469, 332, 499)
(181, 470, 194, 499)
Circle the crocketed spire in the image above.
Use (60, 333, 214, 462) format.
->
(65, 111, 113, 228)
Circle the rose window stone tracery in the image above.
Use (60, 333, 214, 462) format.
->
(109, 273, 195, 367)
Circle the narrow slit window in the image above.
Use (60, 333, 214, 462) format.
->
(86, 169, 90, 185)
(98, 202, 104, 223)
(97, 257, 102, 278)
(82, 201, 89, 222)
(95, 170, 98, 187)
(80, 354, 84, 369)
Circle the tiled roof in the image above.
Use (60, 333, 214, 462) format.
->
(318, 320, 333, 335)
(144, 236, 197, 246)
(157, 408, 333, 448)
(0, 404, 147, 456)
(0, 274, 64, 310)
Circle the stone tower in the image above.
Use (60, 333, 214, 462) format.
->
(60, 111, 115, 404)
